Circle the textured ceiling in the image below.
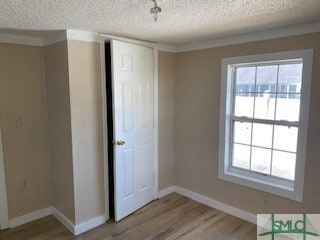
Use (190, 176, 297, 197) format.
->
(1, 0, 320, 44)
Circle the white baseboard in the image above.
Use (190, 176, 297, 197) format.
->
(52, 207, 108, 235)
(158, 186, 257, 224)
(8, 206, 107, 236)
(51, 208, 75, 234)
(8, 186, 255, 233)
(9, 207, 52, 228)
(74, 215, 108, 235)
(158, 186, 176, 198)
(175, 187, 257, 224)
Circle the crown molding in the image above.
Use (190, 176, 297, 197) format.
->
(100, 33, 157, 48)
(0, 32, 43, 46)
(42, 30, 100, 46)
(1, 21, 319, 50)
(177, 22, 320, 52)
(0, 30, 99, 47)
(42, 31, 67, 46)
(158, 43, 177, 53)
(66, 29, 100, 43)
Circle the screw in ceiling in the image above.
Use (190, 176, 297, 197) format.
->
(150, 0, 162, 21)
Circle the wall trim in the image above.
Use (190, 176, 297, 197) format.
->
(0, 124, 9, 230)
(153, 45, 159, 200)
(158, 43, 177, 53)
(159, 186, 257, 224)
(43, 30, 100, 46)
(99, 39, 111, 224)
(175, 187, 257, 224)
(42, 31, 67, 46)
(0, 32, 43, 46)
(52, 208, 107, 235)
(9, 207, 52, 228)
(1, 21, 319, 50)
(51, 208, 75, 234)
(5, 186, 260, 232)
(100, 34, 159, 218)
(66, 29, 100, 43)
(0, 29, 99, 47)
(74, 215, 108, 235)
(8, 207, 107, 236)
(100, 33, 157, 48)
(177, 22, 320, 52)
(158, 186, 176, 198)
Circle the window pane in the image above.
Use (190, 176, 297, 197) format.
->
(251, 147, 271, 174)
(272, 150, 296, 180)
(252, 123, 273, 148)
(254, 93, 276, 120)
(256, 65, 278, 92)
(275, 94, 300, 121)
(288, 85, 298, 98)
(234, 94, 254, 117)
(278, 63, 302, 93)
(273, 125, 298, 152)
(232, 144, 250, 170)
(233, 121, 252, 145)
(235, 67, 255, 93)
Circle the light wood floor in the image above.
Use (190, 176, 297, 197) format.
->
(0, 193, 257, 240)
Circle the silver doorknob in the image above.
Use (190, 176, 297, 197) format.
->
(114, 140, 125, 146)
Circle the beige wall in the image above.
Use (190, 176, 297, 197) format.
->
(0, 39, 177, 224)
(4, 31, 317, 225)
(67, 40, 105, 224)
(176, 32, 320, 214)
(44, 41, 75, 223)
(0, 43, 52, 219)
(158, 51, 176, 190)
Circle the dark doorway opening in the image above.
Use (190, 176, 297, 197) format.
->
(105, 42, 115, 219)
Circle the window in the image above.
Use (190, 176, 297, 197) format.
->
(219, 50, 313, 202)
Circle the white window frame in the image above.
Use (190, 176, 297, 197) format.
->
(219, 50, 314, 202)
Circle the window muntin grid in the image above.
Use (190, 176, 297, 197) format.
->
(229, 61, 303, 181)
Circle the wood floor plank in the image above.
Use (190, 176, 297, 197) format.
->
(112, 200, 201, 240)
(0, 193, 257, 240)
(102, 194, 189, 237)
(165, 209, 223, 240)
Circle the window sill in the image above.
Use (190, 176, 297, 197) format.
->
(219, 168, 303, 203)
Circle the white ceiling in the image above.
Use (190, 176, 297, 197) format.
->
(0, 0, 320, 44)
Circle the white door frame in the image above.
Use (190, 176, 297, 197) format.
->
(99, 34, 159, 220)
(0, 120, 9, 229)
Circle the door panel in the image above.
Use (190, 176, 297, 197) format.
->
(112, 40, 154, 221)
(138, 83, 149, 129)
(137, 142, 151, 191)
(123, 82, 134, 131)
(123, 148, 134, 199)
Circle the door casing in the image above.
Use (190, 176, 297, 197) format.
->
(0, 121, 9, 229)
(100, 34, 159, 221)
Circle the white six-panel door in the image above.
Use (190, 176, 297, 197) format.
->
(111, 40, 154, 221)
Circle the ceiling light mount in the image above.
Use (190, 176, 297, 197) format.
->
(150, 0, 161, 22)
